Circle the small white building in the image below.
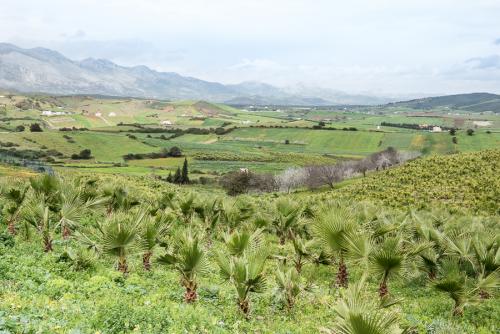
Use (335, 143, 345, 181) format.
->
(95, 112, 102, 117)
(108, 112, 116, 117)
(41, 110, 67, 116)
(431, 126, 442, 132)
(160, 120, 173, 126)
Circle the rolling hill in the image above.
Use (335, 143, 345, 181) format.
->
(388, 93, 500, 112)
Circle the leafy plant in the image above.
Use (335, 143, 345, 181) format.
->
(157, 230, 208, 302)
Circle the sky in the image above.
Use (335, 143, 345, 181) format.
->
(1, 0, 500, 97)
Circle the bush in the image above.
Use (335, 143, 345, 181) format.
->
(466, 129, 474, 136)
(219, 171, 252, 195)
(29, 123, 43, 132)
(72, 149, 92, 160)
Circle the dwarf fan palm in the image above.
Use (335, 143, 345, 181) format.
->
(275, 266, 301, 310)
(313, 206, 356, 288)
(272, 198, 303, 245)
(216, 248, 268, 317)
(22, 199, 54, 252)
(137, 213, 171, 271)
(1, 182, 29, 235)
(157, 231, 208, 302)
(329, 279, 406, 334)
(92, 213, 141, 273)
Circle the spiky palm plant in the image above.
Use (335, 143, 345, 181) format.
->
(57, 186, 105, 239)
(102, 185, 139, 215)
(313, 206, 356, 288)
(224, 228, 263, 257)
(94, 213, 140, 273)
(1, 183, 29, 235)
(194, 196, 222, 236)
(275, 266, 301, 310)
(328, 279, 406, 334)
(22, 199, 54, 252)
(433, 258, 471, 316)
(216, 248, 268, 317)
(157, 231, 208, 303)
(272, 198, 303, 245)
(29, 174, 60, 207)
(218, 198, 254, 232)
(291, 236, 316, 273)
(137, 213, 170, 271)
(369, 237, 406, 298)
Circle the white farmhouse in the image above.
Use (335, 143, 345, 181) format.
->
(160, 120, 173, 126)
(41, 110, 67, 116)
(431, 126, 442, 132)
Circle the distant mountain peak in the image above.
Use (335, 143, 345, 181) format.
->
(0, 43, 407, 106)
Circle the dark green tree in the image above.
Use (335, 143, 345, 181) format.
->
(173, 167, 182, 184)
(30, 123, 43, 132)
(169, 146, 182, 157)
(166, 172, 173, 183)
(181, 158, 189, 184)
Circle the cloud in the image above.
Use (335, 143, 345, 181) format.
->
(495, 38, 500, 45)
(466, 55, 500, 69)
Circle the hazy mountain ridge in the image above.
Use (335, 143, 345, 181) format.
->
(388, 93, 500, 112)
(0, 43, 393, 105)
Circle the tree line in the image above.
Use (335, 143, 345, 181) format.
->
(220, 147, 421, 195)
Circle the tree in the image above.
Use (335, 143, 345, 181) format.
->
(291, 236, 316, 273)
(272, 198, 303, 245)
(157, 231, 208, 303)
(313, 206, 356, 288)
(93, 213, 141, 273)
(79, 149, 92, 159)
(173, 167, 182, 184)
(284, 139, 290, 144)
(275, 266, 302, 310)
(216, 239, 268, 316)
(166, 172, 173, 183)
(169, 146, 182, 157)
(1, 183, 29, 235)
(220, 171, 252, 196)
(276, 168, 307, 193)
(15, 125, 25, 132)
(433, 259, 470, 316)
(370, 237, 407, 298)
(29, 123, 43, 132)
(328, 279, 406, 334)
(181, 158, 189, 184)
(102, 185, 139, 215)
(452, 136, 458, 144)
(137, 214, 170, 271)
(449, 128, 457, 136)
(22, 200, 54, 252)
(466, 129, 474, 136)
(306, 165, 343, 189)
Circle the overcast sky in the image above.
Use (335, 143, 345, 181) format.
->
(2, 0, 500, 96)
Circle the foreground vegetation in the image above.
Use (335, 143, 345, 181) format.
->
(0, 150, 498, 333)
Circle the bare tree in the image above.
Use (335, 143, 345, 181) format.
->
(306, 165, 343, 189)
(276, 168, 307, 193)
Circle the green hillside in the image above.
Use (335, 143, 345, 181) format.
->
(389, 93, 500, 113)
(329, 149, 500, 213)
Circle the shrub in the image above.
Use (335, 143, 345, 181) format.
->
(29, 123, 43, 132)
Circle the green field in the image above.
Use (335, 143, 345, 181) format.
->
(1, 93, 500, 178)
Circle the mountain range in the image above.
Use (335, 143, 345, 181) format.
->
(0, 43, 392, 105)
